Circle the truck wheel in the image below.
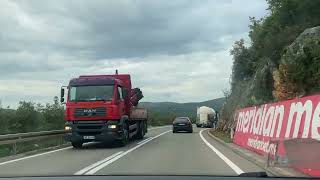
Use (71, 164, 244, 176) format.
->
(72, 142, 83, 149)
(136, 121, 145, 139)
(119, 123, 129, 146)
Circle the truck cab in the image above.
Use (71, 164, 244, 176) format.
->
(61, 73, 147, 148)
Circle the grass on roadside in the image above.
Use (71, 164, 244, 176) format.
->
(209, 129, 232, 143)
(0, 136, 67, 158)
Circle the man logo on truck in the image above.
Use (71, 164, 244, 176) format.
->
(83, 109, 96, 116)
(84, 109, 96, 113)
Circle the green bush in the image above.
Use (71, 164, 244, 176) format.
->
(220, 0, 320, 128)
(0, 96, 64, 134)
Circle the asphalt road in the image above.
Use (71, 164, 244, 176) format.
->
(0, 126, 264, 177)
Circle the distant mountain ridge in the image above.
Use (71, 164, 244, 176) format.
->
(139, 97, 225, 117)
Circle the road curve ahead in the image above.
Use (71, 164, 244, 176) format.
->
(0, 126, 264, 177)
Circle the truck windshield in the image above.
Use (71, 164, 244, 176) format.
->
(69, 85, 114, 102)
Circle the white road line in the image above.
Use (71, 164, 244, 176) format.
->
(148, 125, 170, 130)
(74, 151, 123, 175)
(0, 142, 99, 166)
(0, 126, 170, 167)
(0, 146, 72, 166)
(84, 130, 171, 175)
(199, 129, 244, 175)
(137, 137, 152, 145)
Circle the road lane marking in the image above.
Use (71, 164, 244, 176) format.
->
(74, 151, 123, 175)
(137, 137, 152, 145)
(0, 142, 97, 166)
(199, 129, 244, 175)
(83, 130, 171, 175)
(0, 146, 72, 166)
(0, 126, 169, 167)
(148, 125, 170, 130)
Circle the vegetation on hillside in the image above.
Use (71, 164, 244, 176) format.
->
(0, 96, 64, 134)
(0, 96, 65, 157)
(140, 98, 225, 125)
(219, 0, 320, 129)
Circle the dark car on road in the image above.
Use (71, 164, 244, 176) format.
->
(172, 117, 193, 133)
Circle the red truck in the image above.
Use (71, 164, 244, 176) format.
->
(60, 71, 148, 148)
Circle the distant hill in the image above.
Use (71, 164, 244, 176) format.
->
(139, 97, 225, 123)
(140, 97, 225, 113)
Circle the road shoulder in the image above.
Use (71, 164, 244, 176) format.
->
(206, 129, 308, 177)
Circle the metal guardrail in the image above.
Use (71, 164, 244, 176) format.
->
(0, 130, 66, 145)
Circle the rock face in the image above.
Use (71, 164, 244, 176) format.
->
(281, 26, 320, 65)
(273, 26, 320, 100)
(223, 18, 320, 176)
(219, 26, 320, 130)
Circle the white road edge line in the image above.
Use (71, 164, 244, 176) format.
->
(199, 129, 244, 175)
(0, 146, 72, 166)
(137, 137, 153, 145)
(148, 125, 170, 130)
(74, 151, 124, 175)
(84, 130, 171, 175)
(0, 126, 170, 167)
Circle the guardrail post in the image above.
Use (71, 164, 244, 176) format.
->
(13, 142, 17, 155)
(59, 136, 62, 145)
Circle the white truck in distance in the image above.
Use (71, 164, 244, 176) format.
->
(196, 106, 217, 128)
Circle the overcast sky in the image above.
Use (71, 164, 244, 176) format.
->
(0, 0, 268, 108)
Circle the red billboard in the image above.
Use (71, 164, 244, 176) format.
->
(233, 94, 320, 177)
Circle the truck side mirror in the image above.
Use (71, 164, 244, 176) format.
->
(60, 88, 65, 103)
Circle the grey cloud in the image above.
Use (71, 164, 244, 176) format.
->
(0, 51, 103, 77)
(1, 0, 266, 60)
(0, 0, 268, 106)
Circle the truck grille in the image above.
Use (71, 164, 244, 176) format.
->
(78, 132, 101, 136)
(74, 107, 106, 117)
(77, 125, 103, 130)
(75, 121, 105, 136)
